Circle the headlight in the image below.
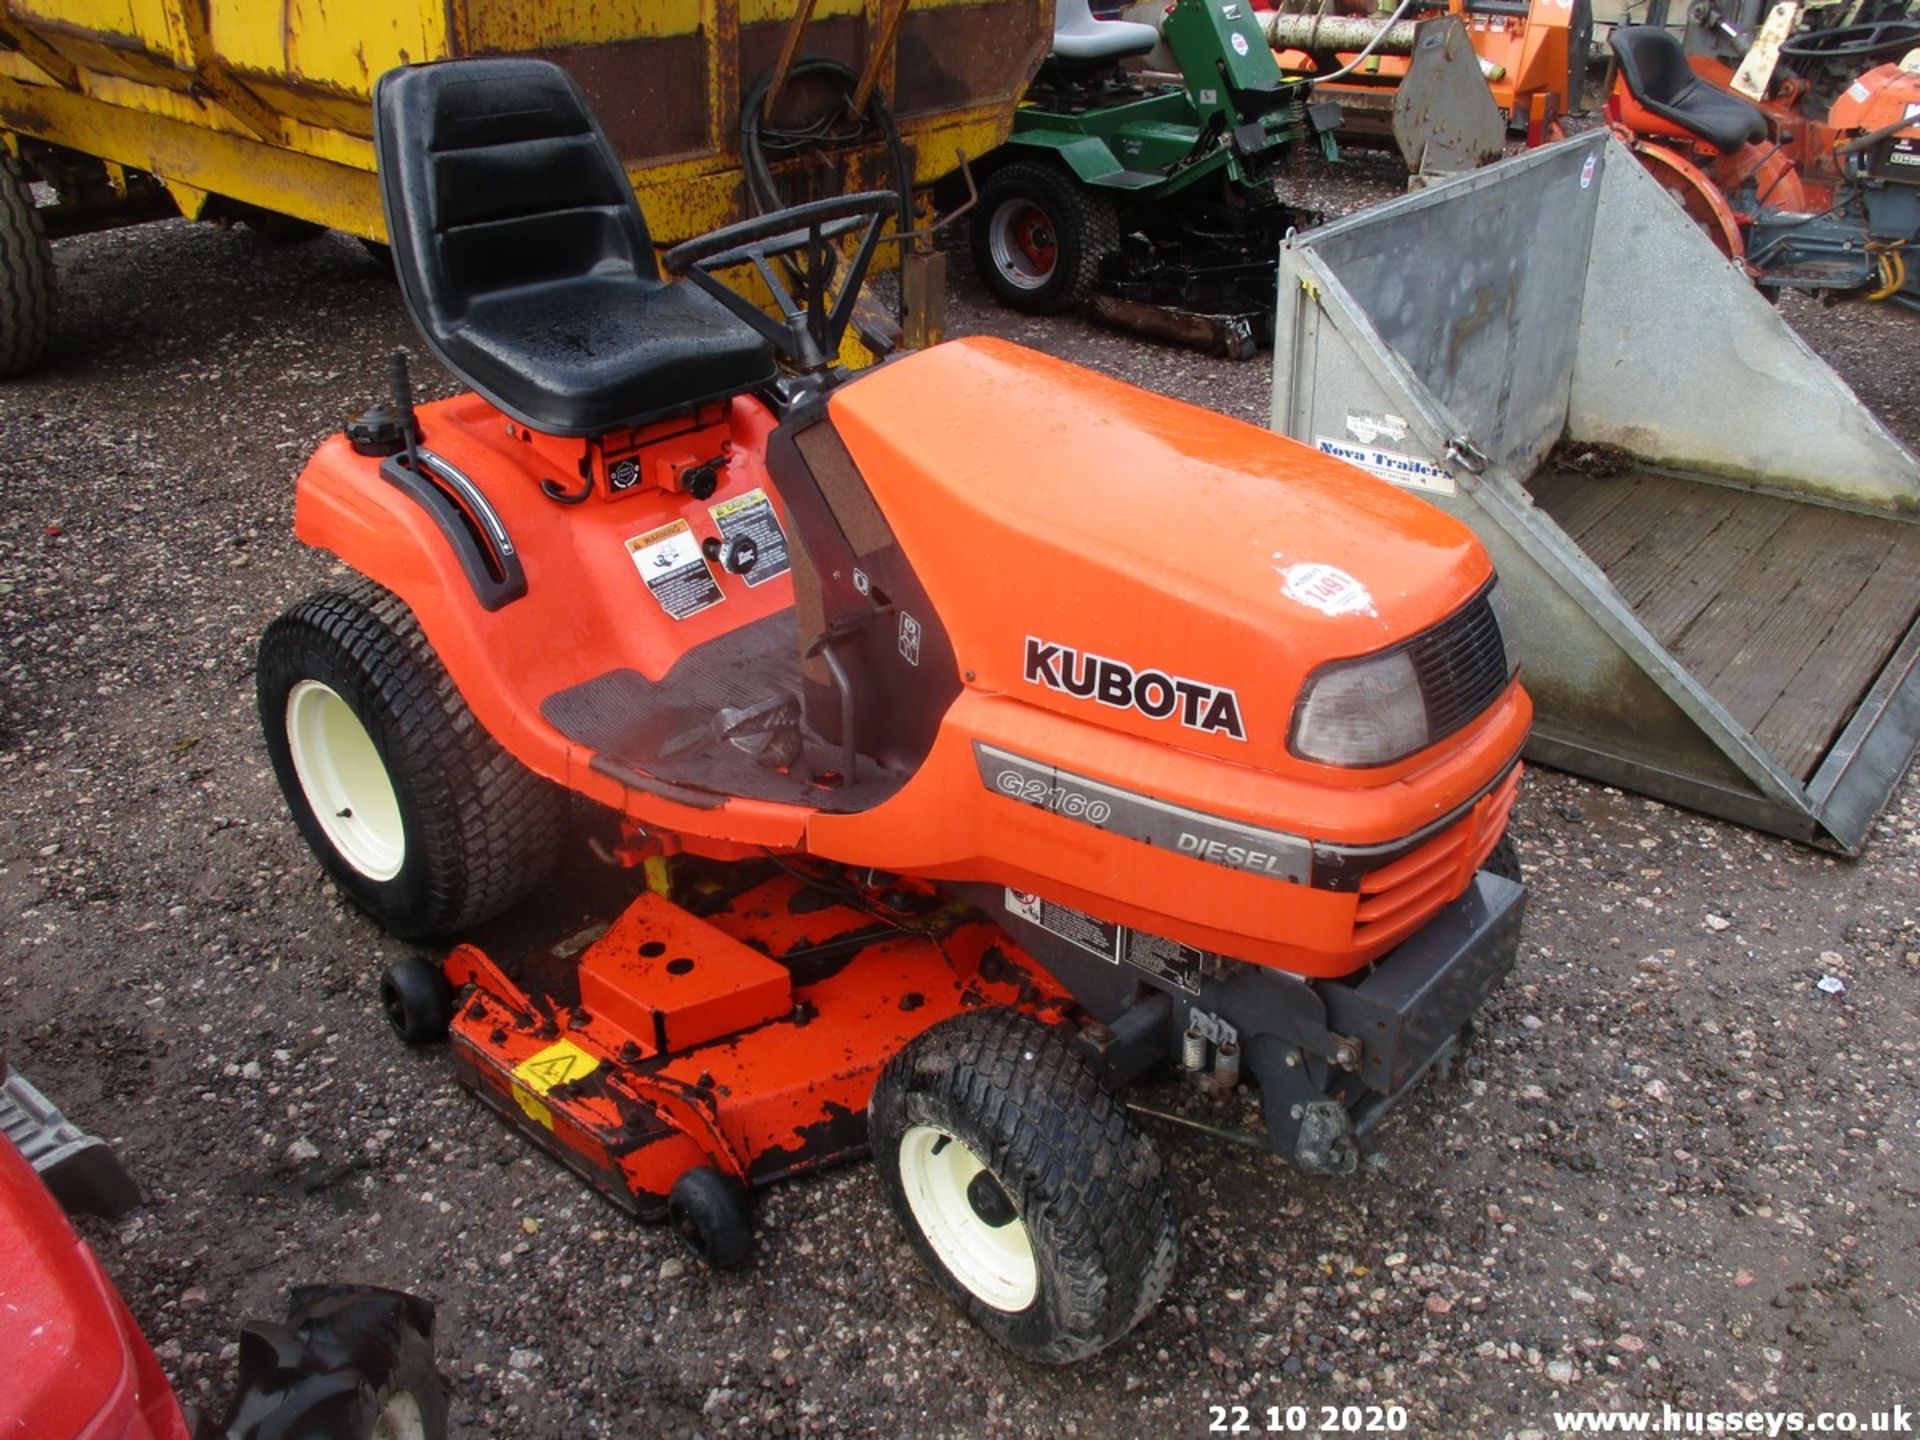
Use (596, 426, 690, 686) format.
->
(1290, 648, 1429, 767)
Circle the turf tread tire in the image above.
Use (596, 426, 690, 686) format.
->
(870, 1008, 1177, 1363)
(1486, 834, 1521, 882)
(258, 578, 564, 939)
(0, 157, 54, 379)
(970, 160, 1118, 316)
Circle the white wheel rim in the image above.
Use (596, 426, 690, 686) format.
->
(897, 1124, 1038, 1312)
(372, 1390, 427, 1440)
(987, 197, 1057, 291)
(285, 679, 406, 882)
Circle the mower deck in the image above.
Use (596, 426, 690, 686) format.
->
(442, 866, 1074, 1219)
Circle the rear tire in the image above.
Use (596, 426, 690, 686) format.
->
(257, 579, 564, 939)
(870, 1008, 1177, 1363)
(1486, 834, 1521, 882)
(969, 161, 1117, 315)
(0, 156, 55, 379)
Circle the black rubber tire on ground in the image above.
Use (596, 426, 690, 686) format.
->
(0, 156, 55, 379)
(968, 160, 1118, 315)
(257, 578, 565, 940)
(869, 1008, 1178, 1364)
(668, 1165, 755, 1270)
(214, 1286, 448, 1440)
(380, 957, 455, 1045)
(1486, 834, 1522, 882)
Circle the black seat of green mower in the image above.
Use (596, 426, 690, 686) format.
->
(1610, 26, 1767, 154)
(373, 59, 776, 438)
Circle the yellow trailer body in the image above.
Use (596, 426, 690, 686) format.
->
(0, 0, 1051, 243)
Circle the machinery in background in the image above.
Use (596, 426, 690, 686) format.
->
(968, 0, 1503, 354)
(1607, 12, 1920, 307)
(1260, 0, 1595, 144)
(1, 1062, 446, 1440)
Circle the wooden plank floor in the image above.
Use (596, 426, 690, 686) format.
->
(1529, 469, 1920, 781)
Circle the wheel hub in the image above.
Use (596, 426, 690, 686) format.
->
(284, 679, 406, 881)
(987, 197, 1060, 290)
(966, 1170, 1018, 1228)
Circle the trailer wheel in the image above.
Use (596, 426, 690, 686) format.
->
(668, 1165, 754, 1270)
(0, 156, 55, 379)
(258, 579, 564, 939)
(380, 957, 454, 1045)
(215, 1286, 446, 1440)
(970, 162, 1117, 315)
(870, 1008, 1177, 1363)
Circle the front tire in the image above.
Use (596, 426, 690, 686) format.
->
(870, 1009, 1177, 1363)
(969, 161, 1118, 315)
(257, 580, 564, 939)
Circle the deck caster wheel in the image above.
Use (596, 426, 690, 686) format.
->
(380, 957, 453, 1045)
(257, 579, 565, 939)
(668, 1165, 753, 1269)
(869, 1008, 1178, 1364)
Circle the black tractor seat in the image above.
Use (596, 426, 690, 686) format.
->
(1610, 26, 1767, 154)
(374, 59, 776, 438)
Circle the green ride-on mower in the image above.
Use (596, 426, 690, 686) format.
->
(966, 0, 1338, 358)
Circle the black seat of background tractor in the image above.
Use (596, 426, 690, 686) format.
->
(1609, 26, 1767, 153)
(373, 59, 776, 438)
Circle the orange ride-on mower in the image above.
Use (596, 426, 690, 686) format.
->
(1606, 21, 1920, 306)
(255, 58, 1531, 1362)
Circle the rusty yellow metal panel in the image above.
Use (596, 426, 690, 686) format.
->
(281, 1, 449, 93)
(0, 0, 1052, 258)
(457, 0, 703, 52)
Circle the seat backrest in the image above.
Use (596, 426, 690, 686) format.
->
(374, 59, 657, 343)
(1052, 0, 1160, 64)
(1609, 25, 1694, 106)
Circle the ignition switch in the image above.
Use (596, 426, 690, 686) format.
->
(704, 534, 759, 576)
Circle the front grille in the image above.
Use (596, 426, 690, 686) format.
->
(1352, 762, 1521, 949)
(1407, 585, 1511, 743)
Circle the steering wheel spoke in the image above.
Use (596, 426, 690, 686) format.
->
(663, 191, 902, 372)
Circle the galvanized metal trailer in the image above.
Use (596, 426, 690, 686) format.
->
(1270, 132, 1920, 851)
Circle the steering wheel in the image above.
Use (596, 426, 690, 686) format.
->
(1778, 19, 1920, 59)
(664, 191, 900, 373)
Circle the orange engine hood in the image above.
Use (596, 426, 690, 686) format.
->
(827, 337, 1494, 774)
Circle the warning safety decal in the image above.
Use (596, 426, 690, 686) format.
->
(626, 518, 724, 620)
(510, 1038, 601, 1130)
(1004, 889, 1204, 994)
(708, 487, 791, 587)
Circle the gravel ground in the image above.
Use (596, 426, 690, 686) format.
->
(2, 163, 1917, 1439)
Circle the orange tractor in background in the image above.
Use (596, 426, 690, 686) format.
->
(257, 57, 1531, 1364)
(1256, 0, 1594, 143)
(1606, 8, 1920, 305)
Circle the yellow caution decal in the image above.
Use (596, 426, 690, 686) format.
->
(511, 1039, 600, 1129)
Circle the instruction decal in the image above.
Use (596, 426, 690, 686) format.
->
(1344, 409, 1408, 445)
(627, 518, 724, 620)
(1004, 890, 1203, 994)
(708, 487, 791, 587)
(1316, 435, 1457, 496)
